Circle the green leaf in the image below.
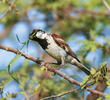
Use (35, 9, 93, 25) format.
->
(16, 34, 21, 43)
(105, 94, 110, 100)
(7, 54, 20, 73)
(16, 34, 29, 50)
(97, 97, 103, 100)
(34, 84, 40, 91)
(106, 79, 110, 86)
(20, 92, 25, 95)
(5, 54, 20, 83)
(90, 29, 97, 40)
(40, 66, 47, 71)
(80, 75, 90, 89)
(90, 68, 96, 75)
(100, 62, 107, 68)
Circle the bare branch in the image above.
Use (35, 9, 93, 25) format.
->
(0, 45, 42, 64)
(40, 88, 80, 100)
(0, 0, 16, 20)
(102, 0, 110, 11)
(64, 8, 110, 16)
(0, 45, 106, 97)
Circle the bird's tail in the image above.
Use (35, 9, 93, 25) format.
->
(71, 60, 90, 75)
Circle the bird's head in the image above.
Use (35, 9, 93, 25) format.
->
(29, 29, 47, 41)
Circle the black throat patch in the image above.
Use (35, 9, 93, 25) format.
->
(33, 38, 49, 50)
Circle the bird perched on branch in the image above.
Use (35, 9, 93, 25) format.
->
(29, 29, 90, 75)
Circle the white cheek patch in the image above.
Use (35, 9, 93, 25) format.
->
(41, 34, 47, 39)
(36, 31, 47, 39)
(36, 31, 42, 37)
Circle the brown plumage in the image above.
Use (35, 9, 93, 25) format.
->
(51, 33, 81, 62)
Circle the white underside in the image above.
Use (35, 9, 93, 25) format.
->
(44, 35, 78, 64)
(45, 35, 66, 61)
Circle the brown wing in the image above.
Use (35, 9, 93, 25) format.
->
(51, 34, 81, 62)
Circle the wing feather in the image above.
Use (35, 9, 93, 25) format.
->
(51, 34, 80, 62)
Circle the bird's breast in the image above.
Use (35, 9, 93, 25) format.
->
(45, 37, 67, 61)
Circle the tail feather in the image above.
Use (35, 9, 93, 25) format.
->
(71, 59, 90, 75)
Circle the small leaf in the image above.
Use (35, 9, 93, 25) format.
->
(90, 29, 97, 40)
(40, 66, 47, 71)
(100, 62, 107, 68)
(84, 76, 90, 80)
(34, 84, 40, 91)
(106, 81, 110, 86)
(5, 47, 8, 51)
(26, 40, 29, 48)
(80, 76, 90, 89)
(105, 94, 110, 100)
(7, 54, 20, 73)
(90, 68, 96, 75)
(106, 78, 110, 86)
(20, 92, 25, 95)
(97, 97, 103, 100)
(16, 34, 21, 43)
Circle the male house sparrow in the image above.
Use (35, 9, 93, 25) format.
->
(29, 29, 90, 75)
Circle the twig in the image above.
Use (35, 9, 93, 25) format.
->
(40, 88, 80, 100)
(0, 45, 106, 97)
(0, 45, 42, 64)
(0, 0, 16, 20)
(64, 8, 110, 16)
(102, 0, 110, 11)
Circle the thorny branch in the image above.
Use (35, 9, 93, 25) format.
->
(0, 45, 106, 98)
(40, 88, 80, 100)
(64, 8, 110, 16)
(102, 0, 110, 11)
(0, 0, 16, 20)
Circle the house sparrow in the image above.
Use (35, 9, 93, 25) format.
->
(29, 29, 90, 75)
